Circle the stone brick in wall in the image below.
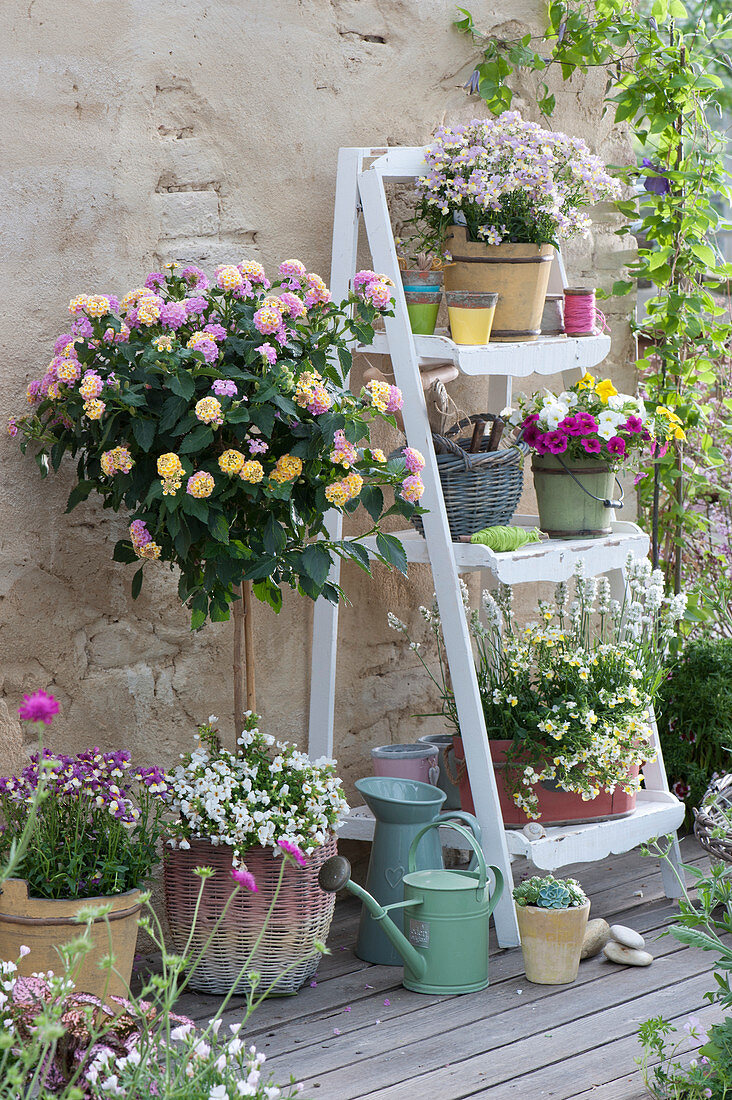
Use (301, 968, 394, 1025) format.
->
(0, 0, 635, 808)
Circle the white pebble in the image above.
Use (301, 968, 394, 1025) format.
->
(603, 941, 653, 967)
(609, 924, 645, 950)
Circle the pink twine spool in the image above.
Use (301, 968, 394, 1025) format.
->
(564, 287, 607, 337)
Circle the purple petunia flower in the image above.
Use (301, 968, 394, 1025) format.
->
(544, 430, 568, 455)
(622, 415, 643, 434)
(582, 438, 602, 454)
(606, 435, 627, 457)
(18, 690, 59, 725)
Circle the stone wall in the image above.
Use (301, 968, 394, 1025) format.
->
(0, 0, 634, 793)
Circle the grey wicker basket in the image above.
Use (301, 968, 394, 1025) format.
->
(398, 415, 528, 540)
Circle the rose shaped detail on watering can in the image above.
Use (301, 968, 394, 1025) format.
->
(320, 822, 504, 995)
(371, 743, 440, 786)
(354, 776, 481, 966)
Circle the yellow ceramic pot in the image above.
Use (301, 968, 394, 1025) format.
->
(515, 900, 591, 984)
(0, 879, 143, 1000)
(444, 227, 554, 342)
(446, 290, 498, 345)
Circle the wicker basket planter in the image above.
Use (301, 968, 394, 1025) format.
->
(163, 835, 337, 996)
(402, 415, 528, 540)
(694, 773, 732, 864)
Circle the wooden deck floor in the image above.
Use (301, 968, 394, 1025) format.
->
(175, 837, 718, 1099)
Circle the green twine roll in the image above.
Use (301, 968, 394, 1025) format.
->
(469, 525, 542, 551)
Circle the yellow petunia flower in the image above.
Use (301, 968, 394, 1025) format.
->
(595, 379, 618, 403)
(577, 372, 595, 390)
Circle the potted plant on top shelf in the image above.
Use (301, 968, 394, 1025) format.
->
(0, 690, 168, 1000)
(507, 370, 684, 539)
(388, 556, 686, 826)
(414, 111, 621, 342)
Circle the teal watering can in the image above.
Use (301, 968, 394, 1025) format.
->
(320, 821, 503, 995)
(354, 775, 481, 966)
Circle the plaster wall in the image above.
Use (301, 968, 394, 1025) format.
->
(0, 0, 635, 794)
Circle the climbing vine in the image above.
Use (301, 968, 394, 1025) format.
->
(455, 0, 732, 602)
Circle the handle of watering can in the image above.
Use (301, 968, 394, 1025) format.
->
(438, 811, 482, 871)
(408, 821, 487, 892)
(485, 866, 504, 917)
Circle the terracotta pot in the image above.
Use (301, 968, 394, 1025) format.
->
(444, 227, 554, 342)
(452, 736, 638, 825)
(163, 835, 337, 996)
(0, 879, 142, 1000)
(516, 900, 591, 984)
(400, 267, 443, 290)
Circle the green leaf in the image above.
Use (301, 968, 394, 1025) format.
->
(182, 495, 209, 522)
(131, 566, 144, 599)
(243, 556, 278, 580)
(301, 544, 332, 587)
(360, 484, 384, 523)
(375, 532, 408, 575)
(169, 373, 196, 400)
(209, 512, 230, 544)
(65, 481, 95, 513)
(190, 606, 207, 630)
(344, 541, 371, 572)
(263, 514, 286, 556)
(179, 424, 214, 454)
(113, 540, 138, 564)
(253, 579, 283, 612)
(132, 418, 156, 452)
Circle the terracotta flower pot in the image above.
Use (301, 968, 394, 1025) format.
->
(516, 900, 591, 984)
(444, 227, 554, 342)
(0, 879, 142, 1000)
(163, 835, 337, 996)
(452, 736, 638, 825)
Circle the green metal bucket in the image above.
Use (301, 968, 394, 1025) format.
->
(532, 454, 621, 539)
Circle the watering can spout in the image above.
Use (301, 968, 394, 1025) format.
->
(318, 856, 427, 980)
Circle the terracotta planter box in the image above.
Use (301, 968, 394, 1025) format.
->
(0, 879, 142, 1000)
(452, 736, 638, 826)
(516, 900, 591, 984)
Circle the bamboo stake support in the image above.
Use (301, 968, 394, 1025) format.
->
(233, 580, 256, 736)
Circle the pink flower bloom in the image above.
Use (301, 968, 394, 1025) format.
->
(253, 306, 282, 335)
(159, 301, 188, 329)
(204, 323, 227, 342)
(307, 384, 332, 415)
(231, 867, 258, 892)
(401, 474, 425, 502)
(248, 439, 268, 454)
(19, 945, 30, 958)
(402, 447, 425, 473)
(278, 292, 307, 319)
(278, 839, 307, 867)
(18, 690, 59, 725)
(386, 386, 403, 414)
(581, 438, 602, 454)
(333, 1028, 341, 1035)
(212, 379, 238, 397)
(184, 296, 207, 316)
(144, 272, 165, 291)
(606, 436, 627, 457)
(259, 342, 277, 365)
(7, 418, 18, 438)
(522, 423, 542, 448)
(278, 259, 307, 279)
(384, 998, 391, 1006)
(181, 265, 209, 291)
(544, 430, 568, 455)
(71, 316, 94, 339)
(195, 338, 218, 364)
(353, 270, 379, 291)
(622, 415, 643, 434)
(54, 333, 73, 355)
(633, 472, 648, 485)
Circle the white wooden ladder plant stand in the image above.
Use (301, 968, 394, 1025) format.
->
(307, 146, 685, 948)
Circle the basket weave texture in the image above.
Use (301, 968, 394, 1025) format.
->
(404, 414, 528, 540)
(694, 773, 732, 864)
(163, 835, 337, 995)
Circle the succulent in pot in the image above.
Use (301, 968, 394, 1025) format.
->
(513, 874, 590, 984)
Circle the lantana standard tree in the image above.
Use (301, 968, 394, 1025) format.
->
(11, 260, 424, 733)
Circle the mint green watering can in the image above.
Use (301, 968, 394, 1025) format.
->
(319, 822, 503, 995)
(354, 776, 481, 966)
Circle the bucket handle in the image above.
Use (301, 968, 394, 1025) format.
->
(554, 453, 624, 510)
(408, 821, 486, 891)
